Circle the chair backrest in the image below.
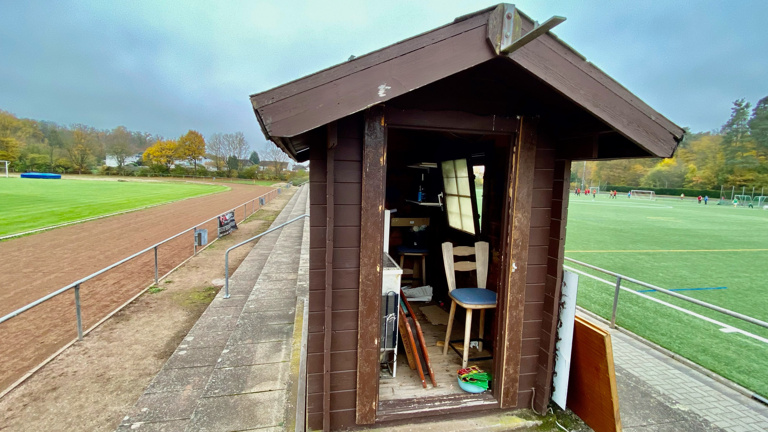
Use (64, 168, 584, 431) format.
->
(441, 241, 489, 292)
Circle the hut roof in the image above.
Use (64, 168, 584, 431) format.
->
(250, 4, 684, 162)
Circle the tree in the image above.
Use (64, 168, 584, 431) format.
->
(262, 144, 290, 178)
(749, 96, 768, 161)
(223, 132, 249, 169)
(107, 126, 134, 173)
(206, 133, 226, 170)
(249, 150, 260, 165)
(143, 140, 178, 169)
(0, 137, 21, 162)
(66, 126, 96, 174)
(720, 98, 755, 173)
(177, 130, 206, 172)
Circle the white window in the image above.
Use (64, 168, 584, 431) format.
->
(441, 159, 476, 235)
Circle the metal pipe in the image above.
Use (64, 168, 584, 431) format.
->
(75, 284, 83, 341)
(610, 276, 622, 328)
(154, 246, 159, 286)
(564, 257, 768, 329)
(224, 214, 308, 298)
(193, 227, 198, 255)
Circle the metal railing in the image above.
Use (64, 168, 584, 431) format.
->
(0, 188, 282, 340)
(563, 257, 768, 330)
(224, 214, 309, 298)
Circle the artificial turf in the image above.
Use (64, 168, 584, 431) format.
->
(0, 178, 228, 236)
(564, 193, 768, 397)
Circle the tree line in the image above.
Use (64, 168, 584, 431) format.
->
(580, 96, 768, 193)
(0, 109, 296, 180)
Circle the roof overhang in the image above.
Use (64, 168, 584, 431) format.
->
(250, 3, 684, 162)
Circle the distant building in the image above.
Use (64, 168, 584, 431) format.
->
(258, 161, 289, 171)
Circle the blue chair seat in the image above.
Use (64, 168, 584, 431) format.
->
(397, 246, 429, 254)
(449, 288, 496, 306)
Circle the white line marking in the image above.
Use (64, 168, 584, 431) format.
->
(564, 266, 768, 345)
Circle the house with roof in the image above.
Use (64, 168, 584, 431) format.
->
(249, 4, 683, 430)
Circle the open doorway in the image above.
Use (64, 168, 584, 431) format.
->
(378, 128, 514, 412)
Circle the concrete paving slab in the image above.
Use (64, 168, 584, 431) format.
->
(191, 315, 240, 333)
(116, 419, 189, 432)
(121, 389, 203, 424)
(203, 363, 289, 397)
(188, 391, 286, 432)
(229, 323, 293, 345)
(178, 331, 230, 349)
(201, 306, 243, 318)
(165, 347, 222, 369)
(244, 297, 297, 311)
(209, 295, 248, 309)
(217, 341, 290, 368)
(146, 366, 215, 394)
(237, 309, 295, 326)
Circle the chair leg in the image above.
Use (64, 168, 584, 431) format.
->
(463, 308, 473, 368)
(421, 255, 426, 285)
(478, 309, 485, 352)
(443, 301, 456, 356)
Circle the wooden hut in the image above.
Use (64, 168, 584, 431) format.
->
(250, 4, 683, 430)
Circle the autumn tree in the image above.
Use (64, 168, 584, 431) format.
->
(143, 139, 178, 169)
(64, 126, 96, 174)
(107, 126, 134, 173)
(177, 130, 206, 172)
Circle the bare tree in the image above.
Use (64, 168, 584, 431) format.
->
(206, 133, 226, 170)
(223, 132, 249, 169)
(107, 126, 134, 173)
(262, 144, 290, 177)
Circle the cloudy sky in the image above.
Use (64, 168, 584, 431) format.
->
(1, 1, 766, 151)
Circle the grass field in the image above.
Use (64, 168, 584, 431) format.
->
(564, 193, 768, 397)
(0, 178, 228, 236)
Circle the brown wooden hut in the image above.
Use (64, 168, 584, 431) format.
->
(250, 4, 683, 430)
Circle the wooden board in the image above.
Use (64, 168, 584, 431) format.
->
(566, 316, 622, 432)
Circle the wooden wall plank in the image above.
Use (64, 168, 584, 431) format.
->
(355, 106, 387, 424)
(534, 155, 571, 413)
(497, 117, 537, 408)
(323, 123, 337, 431)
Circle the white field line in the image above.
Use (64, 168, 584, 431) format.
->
(564, 265, 768, 345)
(569, 201, 675, 209)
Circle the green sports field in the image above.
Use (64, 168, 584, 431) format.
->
(0, 178, 228, 236)
(564, 194, 768, 397)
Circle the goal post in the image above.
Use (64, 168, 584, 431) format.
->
(0, 160, 8, 178)
(630, 190, 655, 200)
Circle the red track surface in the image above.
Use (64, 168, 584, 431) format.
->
(0, 183, 274, 391)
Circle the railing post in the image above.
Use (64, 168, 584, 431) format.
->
(610, 276, 622, 328)
(224, 251, 231, 299)
(193, 227, 197, 255)
(75, 284, 83, 340)
(154, 246, 159, 286)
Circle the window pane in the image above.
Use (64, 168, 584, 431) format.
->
(460, 196, 475, 234)
(441, 160, 455, 178)
(446, 195, 461, 230)
(455, 159, 469, 177)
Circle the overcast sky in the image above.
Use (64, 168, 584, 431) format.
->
(1, 1, 766, 152)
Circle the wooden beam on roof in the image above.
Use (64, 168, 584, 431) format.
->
(356, 106, 387, 424)
(385, 108, 517, 134)
(487, 4, 565, 56)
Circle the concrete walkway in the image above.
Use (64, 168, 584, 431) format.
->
(593, 312, 768, 432)
(118, 184, 309, 432)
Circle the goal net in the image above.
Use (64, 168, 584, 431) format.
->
(630, 190, 655, 200)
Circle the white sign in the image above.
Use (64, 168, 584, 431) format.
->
(551, 270, 578, 409)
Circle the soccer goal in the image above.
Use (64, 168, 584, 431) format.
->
(630, 190, 655, 200)
(0, 160, 8, 178)
(755, 196, 768, 209)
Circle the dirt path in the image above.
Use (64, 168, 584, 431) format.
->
(0, 182, 275, 391)
(0, 187, 297, 432)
